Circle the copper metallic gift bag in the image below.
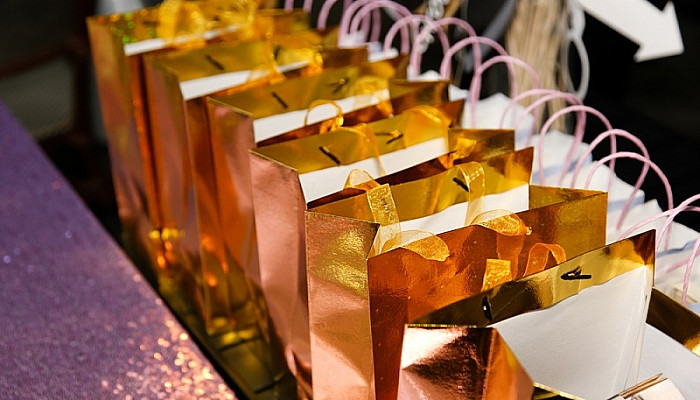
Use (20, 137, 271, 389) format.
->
(187, 76, 456, 373)
(143, 37, 367, 326)
(397, 326, 534, 400)
(246, 103, 463, 395)
(86, 1, 307, 277)
(412, 231, 655, 400)
(307, 172, 607, 399)
(398, 326, 586, 400)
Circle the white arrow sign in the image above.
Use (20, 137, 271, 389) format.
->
(577, 0, 684, 62)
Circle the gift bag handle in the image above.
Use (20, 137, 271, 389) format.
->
(499, 90, 586, 187)
(570, 129, 649, 230)
(344, 169, 450, 261)
(347, 4, 395, 44)
(304, 99, 345, 133)
(537, 105, 612, 186)
(463, 55, 541, 130)
(383, 15, 450, 56)
(499, 90, 585, 177)
(584, 152, 674, 249)
(408, 17, 480, 79)
(619, 194, 700, 304)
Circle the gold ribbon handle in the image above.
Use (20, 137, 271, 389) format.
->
(304, 99, 344, 133)
(344, 170, 449, 261)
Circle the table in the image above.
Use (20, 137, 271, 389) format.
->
(0, 102, 238, 399)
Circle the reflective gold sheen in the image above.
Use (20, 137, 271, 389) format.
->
(145, 38, 366, 337)
(647, 288, 700, 356)
(413, 231, 655, 327)
(364, 189, 608, 400)
(246, 100, 460, 393)
(86, 5, 308, 286)
(307, 169, 606, 399)
(399, 326, 534, 399)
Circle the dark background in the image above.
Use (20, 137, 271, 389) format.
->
(1, 0, 698, 239)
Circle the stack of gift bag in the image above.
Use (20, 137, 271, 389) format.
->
(87, 0, 700, 398)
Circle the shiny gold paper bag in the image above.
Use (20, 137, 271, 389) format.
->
(413, 231, 655, 400)
(86, 3, 307, 278)
(188, 79, 455, 349)
(307, 179, 606, 400)
(144, 38, 367, 326)
(247, 102, 462, 395)
(398, 326, 534, 399)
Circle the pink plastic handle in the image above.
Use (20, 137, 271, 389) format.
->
(464, 55, 541, 131)
(409, 17, 480, 78)
(383, 15, 450, 56)
(571, 130, 650, 230)
(681, 236, 700, 304)
(499, 89, 586, 185)
(538, 105, 612, 186)
(657, 194, 700, 251)
(318, 0, 341, 29)
(302, 0, 313, 12)
(335, 0, 413, 44)
(585, 152, 674, 248)
(349, 3, 412, 45)
(285, 0, 294, 11)
(370, 8, 381, 43)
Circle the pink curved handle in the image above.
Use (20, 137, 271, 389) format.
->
(349, 4, 412, 45)
(571, 129, 649, 230)
(318, 0, 340, 29)
(465, 55, 541, 132)
(383, 15, 450, 56)
(659, 229, 700, 305)
(657, 194, 700, 251)
(285, 0, 294, 11)
(618, 198, 700, 248)
(338, 0, 413, 45)
(681, 236, 700, 304)
(499, 89, 586, 185)
(585, 152, 674, 248)
(370, 8, 382, 43)
(409, 17, 480, 79)
(303, 0, 313, 12)
(538, 105, 612, 186)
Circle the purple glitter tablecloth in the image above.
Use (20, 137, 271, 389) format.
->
(0, 103, 238, 399)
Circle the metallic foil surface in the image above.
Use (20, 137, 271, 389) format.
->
(247, 101, 459, 393)
(646, 288, 700, 356)
(87, 5, 308, 287)
(306, 165, 606, 399)
(413, 232, 656, 399)
(398, 326, 534, 399)
(145, 39, 366, 336)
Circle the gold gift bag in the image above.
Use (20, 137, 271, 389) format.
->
(86, 2, 307, 277)
(143, 36, 367, 318)
(187, 82, 456, 372)
(398, 326, 534, 399)
(307, 166, 607, 399)
(247, 103, 463, 394)
(413, 231, 655, 400)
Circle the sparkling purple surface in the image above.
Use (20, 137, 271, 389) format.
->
(0, 103, 238, 399)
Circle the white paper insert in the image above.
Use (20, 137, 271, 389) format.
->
(253, 89, 392, 143)
(492, 266, 651, 400)
(179, 60, 309, 100)
(299, 137, 447, 202)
